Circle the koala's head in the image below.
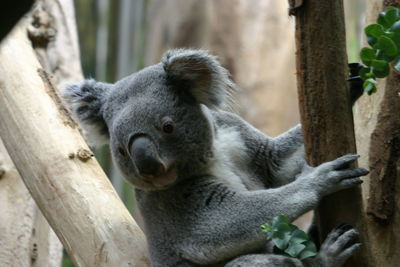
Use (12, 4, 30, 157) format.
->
(63, 49, 233, 190)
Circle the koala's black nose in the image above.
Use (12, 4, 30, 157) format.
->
(130, 135, 165, 177)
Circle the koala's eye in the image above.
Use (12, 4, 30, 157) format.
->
(118, 146, 129, 160)
(161, 118, 175, 135)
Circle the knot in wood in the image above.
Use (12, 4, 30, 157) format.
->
(28, 7, 56, 48)
(77, 148, 94, 162)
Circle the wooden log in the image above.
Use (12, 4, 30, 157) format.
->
(0, 139, 62, 267)
(0, 19, 150, 267)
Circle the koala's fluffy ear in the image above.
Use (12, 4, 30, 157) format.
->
(162, 49, 234, 109)
(62, 79, 111, 146)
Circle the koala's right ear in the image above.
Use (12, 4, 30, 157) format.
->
(62, 79, 112, 146)
(162, 49, 234, 110)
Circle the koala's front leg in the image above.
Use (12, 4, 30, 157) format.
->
(176, 154, 367, 265)
(269, 124, 306, 185)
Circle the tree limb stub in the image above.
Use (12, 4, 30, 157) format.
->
(0, 20, 150, 267)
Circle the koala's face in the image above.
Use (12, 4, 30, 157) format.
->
(64, 49, 232, 190)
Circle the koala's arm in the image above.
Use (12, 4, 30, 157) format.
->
(213, 110, 305, 187)
(173, 154, 366, 265)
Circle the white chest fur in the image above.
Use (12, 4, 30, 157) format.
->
(209, 127, 264, 191)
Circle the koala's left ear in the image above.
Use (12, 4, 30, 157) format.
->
(162, 49, 234, 109)
(62, 79, 112, 146)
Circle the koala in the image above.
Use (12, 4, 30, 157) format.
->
(63, 49, 368, 267)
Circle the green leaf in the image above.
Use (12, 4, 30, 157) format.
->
(363, 78, 377, 95)
(285, 242, 306, 258)
(391, 34, 400, 50)
(371, 59, 390, 78)
(377, 7, 400, 28)
(270, 215, 290, 229)
(373, 36, 398, 60)
(289, 229, 309, 244)
(390, 20, 400, 33)
(384, 7, 400, 26)
(365, 24, 385, 46)
(360, 47, 376, 66)
(378, 12, 391, 28)
(359, 67, 374, 80)
(271, 223, 292, 250)
(298, 241, 318, 260)
(261, 216, 318, 260)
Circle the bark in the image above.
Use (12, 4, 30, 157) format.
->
(291, 0, 371, 266)
(0, 139, 62, 267)
(354, 0, 400, 266)
(0, 2, 150, 266)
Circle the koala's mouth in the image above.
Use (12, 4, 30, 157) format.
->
(142, 166, 177, 188)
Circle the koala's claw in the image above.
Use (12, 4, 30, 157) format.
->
(303, 154, 368, 197)
(310, 226, 362, 267)
(320, 154, 359, 171)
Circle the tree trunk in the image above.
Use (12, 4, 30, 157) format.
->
(0, 139, 62, 267)
(0, 1, 150, 266)
(354, 0, 400, 266)
(291, 0, 372, 266)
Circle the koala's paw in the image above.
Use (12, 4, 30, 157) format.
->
(309, 154, 368, 197)
(307, 224, 361, 267)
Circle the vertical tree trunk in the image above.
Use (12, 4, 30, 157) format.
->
(291, 1, 372, 266)
(354, 1, 400, 266)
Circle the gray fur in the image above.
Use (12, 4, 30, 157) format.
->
(63, 49, 366, 266)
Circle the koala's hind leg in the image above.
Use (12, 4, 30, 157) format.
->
(225, 225, 361, 267)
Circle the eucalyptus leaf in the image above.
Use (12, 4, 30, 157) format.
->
(383, 8, 400, 26)
(390, 20, 400, 33)
(270, 215, 289, 228)
(289, 229, 309, 244)
(363, 78, 377, 95)
(285, 242, 306, 258)
(377, 12, 391, 28)
(298, 241, 318, 260)
(360, 47, 376, 66)
(359, 67, 374, 80)
(371, 59, 390, 78)
(365, 24, 385, 46)
(271, 225, 292, 250)
(261, 215, 318, 260)
(373, 36, 397, 60)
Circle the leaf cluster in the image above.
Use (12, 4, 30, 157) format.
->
(260, 215, 317, 260)
(360, 7, 400, 94)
